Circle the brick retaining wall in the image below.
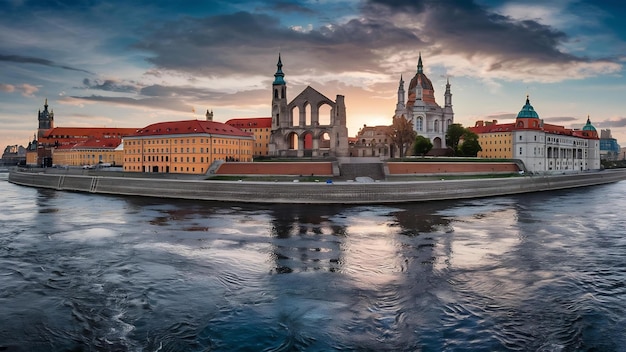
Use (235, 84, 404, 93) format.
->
(387, 162, 520, 175)
(215, 162, 334, 176)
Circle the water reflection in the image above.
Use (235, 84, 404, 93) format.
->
(3, 180, 624, 351)
(268, 204, 347, 274)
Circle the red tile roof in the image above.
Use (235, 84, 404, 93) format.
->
(43, 127, 138, 139)
(469, 121, 598, 139)
(73, 138, 122, 149)
(225, 117, 272, 129)
(469, 123, 515, 134)
(130, 119, 252, 138)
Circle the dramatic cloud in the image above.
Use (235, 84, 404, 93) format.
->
(81, 78, 140, 93)
(363, 0, 621, 81)
(0, 54, 93, 74)
(133, 11, 423, 77)
(129, 0, 620, 85)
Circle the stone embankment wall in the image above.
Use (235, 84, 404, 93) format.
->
(211, 161, 520, 178)
(9, 169, 626, 204)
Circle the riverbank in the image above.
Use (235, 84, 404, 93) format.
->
(8, 168, 626, 204)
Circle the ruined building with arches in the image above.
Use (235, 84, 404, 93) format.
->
(269, 55, 349, 157)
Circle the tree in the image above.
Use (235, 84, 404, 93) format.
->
(387, 115, 417, 158)
(412, 135, 433, 157)
(445, 123, 465, 156)
(458, 131, 482, 157)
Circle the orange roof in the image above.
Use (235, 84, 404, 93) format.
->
(43, 127, 138, 139)
(469, 123, 515, 134)
(225, 117, 272, 129)
(53, 137, 122, 151)
(73, 138, 122, 149)
(130, 119, 253, 138)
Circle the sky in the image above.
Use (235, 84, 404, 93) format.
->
(1, 0, 625, 149)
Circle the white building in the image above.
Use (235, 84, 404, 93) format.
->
(394, 54, 454, 150)
(471, 96, 600, 174)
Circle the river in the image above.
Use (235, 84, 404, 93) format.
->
(1, 172, 625, 351)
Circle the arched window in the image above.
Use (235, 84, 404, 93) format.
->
(416, 117, 423, 131)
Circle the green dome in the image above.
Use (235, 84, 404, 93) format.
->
(517, 96, 539, 118)
(582, 117, 596, 131)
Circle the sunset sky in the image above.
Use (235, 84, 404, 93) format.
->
(1, 0, 625, 149)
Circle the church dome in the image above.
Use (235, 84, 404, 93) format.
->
(582, 116, 596, 131)
(408, 54, 434, 91)
(517, 96, 539, 118)
(408, 73, 434, 91)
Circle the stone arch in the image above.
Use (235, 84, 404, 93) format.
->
(304, 102, 312, 126)
(287, 132, 299, 150)
(318, 131, 331, 150)
(302, 130, 314, 150)
(433, 137, 442, 149)
(291, 106, 300, 127)
(318, 103, 332, 126)
(270, 86, 348, 157)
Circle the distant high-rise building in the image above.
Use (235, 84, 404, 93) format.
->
(599, 129, 620, 161)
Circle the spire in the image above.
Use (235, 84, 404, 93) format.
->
(417, 52, 423, 74)
(397, 75, 405, 104)
(44, 98, 48, 110)
(273, 53, 285, 85)
(445, 76, 452, 108)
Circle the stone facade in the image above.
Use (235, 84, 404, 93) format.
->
(470, 97, 601, 173)
(269, 55, 349, 157)
(394, 54, 454, 149)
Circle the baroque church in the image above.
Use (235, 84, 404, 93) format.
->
(394, 54, 454, 150)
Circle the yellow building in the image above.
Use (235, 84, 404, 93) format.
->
(123, 119, 254, 174)
(52, 138, 124, 167)
(225, 117, 272, 157)
(471, 120, 513, 159)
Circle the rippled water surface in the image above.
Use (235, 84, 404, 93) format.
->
(1, 173, 625, 351)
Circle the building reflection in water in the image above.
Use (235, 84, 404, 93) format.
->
(265, 201, 459, 280)
(268, 204, 347, 274)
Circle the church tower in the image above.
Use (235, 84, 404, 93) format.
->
(394, 75, 405, 118)
(271, 54, 288, 130)
(444, 78, 452, 108)
(37, 98, 54, 138)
